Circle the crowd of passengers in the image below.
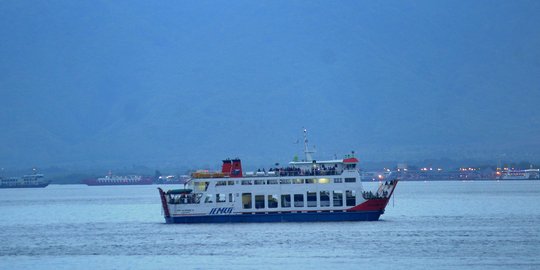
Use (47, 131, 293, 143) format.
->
(168, 194, 201, 204)
(362, 180, 396, 199)
(362, 190, 388, 199)
(257, 164, 340, 176)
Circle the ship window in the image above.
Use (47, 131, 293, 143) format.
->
(345, 178, 356, 183)
(305, 179, 316, 184)
(281, 194, 291, 208)
(346, 190, 356, 206)
(268, 195, 278, 208)
(227, 180, 235, 185)
(216, 193, 226, 203)
(242, 193, 252, 209)
(254, 180, 265, 185)
(334, 178, 343, 183)
(280, 179, 291, 184)
(195, 182, 208, 191)
(294, 194, 304, 207)
(320, 191, 330, 207)
(205, 194, 213, 203)
(229, 193, 234, 202)
(307, 192, 317, 207)
(318, 178, 330, 184)
(267, 179, 278, 185)
(216, 181, 227, 186)
(293, 179, 304, 184)
(241, 180, 253, 185)
(255, 195, 265, 209)
(333, 191, 343, 206)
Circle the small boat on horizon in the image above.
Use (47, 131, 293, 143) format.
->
(155, 174, 191, 185)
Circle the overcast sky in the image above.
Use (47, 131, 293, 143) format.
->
(1, 1, 539, 169)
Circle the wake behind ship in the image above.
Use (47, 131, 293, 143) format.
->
(158, 130, 398, 223)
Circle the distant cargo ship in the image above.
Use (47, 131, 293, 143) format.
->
(0, 174, 50, 188)
(83, 172, 153, 186)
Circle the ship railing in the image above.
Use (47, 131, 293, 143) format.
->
(191, 168, 343, 179)
(191, 172, 228, 179)
(246, 169, 343, 177)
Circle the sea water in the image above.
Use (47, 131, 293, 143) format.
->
(0, 181, 539, 270)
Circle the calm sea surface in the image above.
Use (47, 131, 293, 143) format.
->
(1, 181, 539, 270)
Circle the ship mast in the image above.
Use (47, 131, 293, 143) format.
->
(303, 128, 316, 162)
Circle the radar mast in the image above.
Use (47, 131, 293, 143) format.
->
(303, 128, 316, 162)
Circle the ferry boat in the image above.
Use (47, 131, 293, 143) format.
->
(157, 130, 398, 223)
(0, 174, 50, 188)
(83, 172, 153, 186)
(500, 168, 540, 180)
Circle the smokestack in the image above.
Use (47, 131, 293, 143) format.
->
(230, 158, 243, 178)
(221, 159, 232, 176)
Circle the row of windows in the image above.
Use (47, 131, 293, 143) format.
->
(173, 189, 357, 207)
(238, 191, 357, 209)
(203, 193, 234, 203)
(205, 177, 356, 189)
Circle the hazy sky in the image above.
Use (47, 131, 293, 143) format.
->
(1, 1, 539, 169)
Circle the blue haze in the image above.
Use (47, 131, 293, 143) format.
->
(1, 1, 540, 169)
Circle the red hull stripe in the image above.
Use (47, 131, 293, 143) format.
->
(348, 180, 398, 212)
(347, 198, 389, 211)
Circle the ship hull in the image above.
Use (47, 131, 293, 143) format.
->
(0, 183, 50, 189)
(165, 210, 383, 223)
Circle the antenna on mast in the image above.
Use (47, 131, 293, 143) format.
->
(303, 128, 316, 161)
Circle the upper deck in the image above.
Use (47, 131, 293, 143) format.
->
(191, 156, 359, 180)
(191, 129, 359, 180)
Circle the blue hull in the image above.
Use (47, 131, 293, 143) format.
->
(165, 211, 383, 223)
